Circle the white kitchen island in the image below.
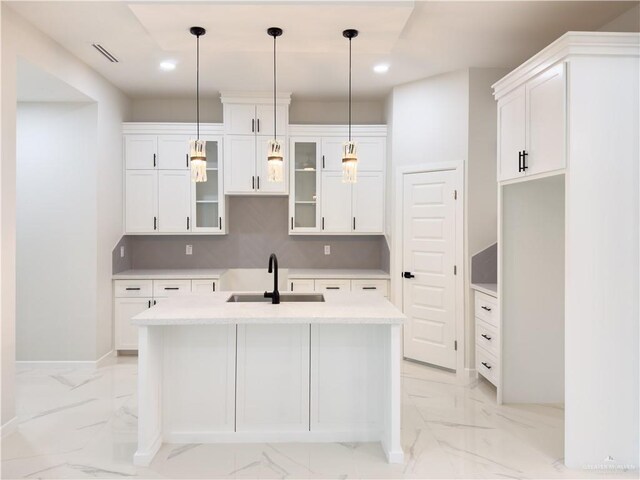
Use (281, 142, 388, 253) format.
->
(131, 291, 405, 466)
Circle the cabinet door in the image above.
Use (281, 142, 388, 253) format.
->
(125, 170, 158, 233)
(352, 137, 385, 171)
(314, 279, 351, 292)
(255, 104, 287, 137)
(192, 137, 224, 232)
(352, 172, 384, 233)
(236, 324, 310, 432)
(224, 135, 256, 194)
(224, 104, 256, 135)
(526, 63, 566, 176)
(289, 279, 315, 293)
(115, 297, 150, 350)
(192, 279, 217, 294)
(256, 137, 288, 194)
(125, 135, 157, 169)
(321, 138, 344, 171)
(157, 135, 190, 170)
(321, 171, 352, 233)
(158, 170, 191, 233)
(498, 87, 526, 182)
(290, 138, 321, 232)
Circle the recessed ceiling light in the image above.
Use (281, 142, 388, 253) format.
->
(159, 61, 176, 71)
(373, 63, 390, 74)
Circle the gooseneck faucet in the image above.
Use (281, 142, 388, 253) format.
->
(264, 253, 280, 304)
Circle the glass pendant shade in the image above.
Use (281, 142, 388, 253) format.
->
(190, 139, 207, 183)
(342, 140, 358, 183)
(267, 139, 284, 183)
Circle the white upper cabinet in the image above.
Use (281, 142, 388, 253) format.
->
(498, 88, 526, 182)
(224, 135, 256, 194)
(125, 135, 157, 169)
(125, 170, 158, 233)
(123, 124, 227, 235)
(221, 95, 291, 195)
(321, 171, 352, 233)
(526, 63, 566, 177)
(352, 137, 386, 172)
(497, 63, 566, 182)
(352, 172, 384, 233)
(158, 170, 191, 233)
(320, 138, 344, 171)
(157, 135, 190, 170)
(289, 138, 322, 233)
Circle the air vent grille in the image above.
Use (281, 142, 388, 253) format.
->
(92, 44, 118, 63)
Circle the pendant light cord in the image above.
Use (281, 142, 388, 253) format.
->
(348, 36, 352, 142)
(273, 33, 277, 140)
(196, 33, 200, 140)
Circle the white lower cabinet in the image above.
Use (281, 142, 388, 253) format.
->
(236, 324, 310, 432)
(290, 278, 390, 298)
(114, 297, 151, 350)
(192, 279, 218, 293)
(314, 279, 351, 292)
(289, 279, 315, 293)
(474, 289, 500, 387)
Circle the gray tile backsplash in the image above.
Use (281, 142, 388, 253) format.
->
(113, 196, 389, 272)
(471, 243, 497, 284)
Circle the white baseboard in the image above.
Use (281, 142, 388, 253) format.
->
(1, 417, 18, 438)
(16, 350, 115, 371)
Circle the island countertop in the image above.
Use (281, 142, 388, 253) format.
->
(132, 291, 405, 326)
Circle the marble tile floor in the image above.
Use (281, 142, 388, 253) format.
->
(1, 358, 636, 480)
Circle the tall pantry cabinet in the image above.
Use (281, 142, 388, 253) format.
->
(493, 32, 639, 469)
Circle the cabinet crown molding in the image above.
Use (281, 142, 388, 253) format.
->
(493, 31, 640, 99)
(123, 123, 224, 135)
(220, 91, 292, 105)
(288, 124, 387, 137)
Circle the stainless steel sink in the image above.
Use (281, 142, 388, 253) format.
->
(226, 293, 325, 303)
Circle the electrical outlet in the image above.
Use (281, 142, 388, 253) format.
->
(186, 245, 193, 255)
(120, 246, 125, 258)
(324, 245, 331, 255)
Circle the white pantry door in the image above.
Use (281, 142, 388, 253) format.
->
(402, 170, 457, 369)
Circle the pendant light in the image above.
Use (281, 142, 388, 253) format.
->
(342, 29, 359, 183)
(267, 27, 284, 183)
(189, 26, 207, 183)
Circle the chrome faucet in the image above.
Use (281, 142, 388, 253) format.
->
(264, 253, 280, 304)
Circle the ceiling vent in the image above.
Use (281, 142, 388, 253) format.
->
(92, 44, 118, 63)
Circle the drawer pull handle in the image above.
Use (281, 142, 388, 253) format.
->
(362, 287, 377, 290)
(148, 300, 151, 308)
(481, 334, 492, 341)
(481, 305, 492, 312)
(164, 287, 180, 290)
(125, 287, 141, 291)
(481, 362, 492, 370)
(326, 287, 340, 290)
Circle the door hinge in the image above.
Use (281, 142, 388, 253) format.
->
(454, 265, 457, 275)
(454, 340, 458, 351)
(454, 190, 457, 200)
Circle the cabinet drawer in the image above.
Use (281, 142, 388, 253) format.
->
(153, 279, 192, 297)
(476, 346, 500, 387)
(474, 291, 498, 327)
(289, 279, 315, 293)
(351, 279, 388, 297)
(476, 320, 499, 358)
(191, 279, 218, 294)
(114, 280, 153, 298)
(314, 279, 351, 292)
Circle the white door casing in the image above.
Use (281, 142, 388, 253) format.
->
(402, 170, 458, 370)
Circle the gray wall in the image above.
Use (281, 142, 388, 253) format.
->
(116, 196, 388, 271)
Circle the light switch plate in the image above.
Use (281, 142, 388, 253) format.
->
(324, 245, 331, 255)
(186, 245, 193, 255)
(120, 246, 125, 258)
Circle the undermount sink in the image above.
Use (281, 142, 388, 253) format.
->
(226, 293, 325, 303)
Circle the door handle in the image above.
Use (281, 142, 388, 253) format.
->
(481, 334, 492, 341)
(521, 150, 528, 171)
(187, 217, 190, 230)
(219, 217, 222, 230)
(481, 305, 492, 312)
(481, 362, 492, 370)
(153, 216, 157, 231)
(518, 150, 523, 172)
(256, 118, 260, 133)
(257, 176, 260, 190)
(186, 153, 189, 167)
(153, 153, 156, 168)
(403, 272, 415, 279)
(252, 176, 255, 190)
(252, 119, 255, 133)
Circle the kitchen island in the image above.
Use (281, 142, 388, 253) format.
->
(132, 291, 405, 466)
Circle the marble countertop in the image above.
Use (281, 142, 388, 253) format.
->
(132, 291, 405, 326)
(471, 283, 498, 297)
(113, 269, 227, 280)
(287, 269, 390, 279)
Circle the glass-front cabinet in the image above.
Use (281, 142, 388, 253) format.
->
(191, 136, 226, 233)
(289, 138, 321, 233)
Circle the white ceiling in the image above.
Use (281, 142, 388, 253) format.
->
(7, 1, 638, 100)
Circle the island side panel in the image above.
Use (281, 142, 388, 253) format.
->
(382, 324, 404, 463)
(162, 325, 236, 442)
(310, 324, 384, 440)
(134, 326, 163, 466)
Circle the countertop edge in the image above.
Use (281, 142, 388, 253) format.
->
(471, 283, 498, 297)
(133, 317, 404, 326)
